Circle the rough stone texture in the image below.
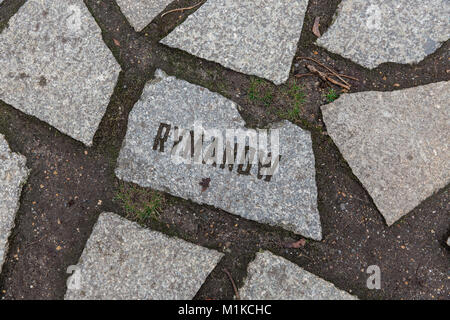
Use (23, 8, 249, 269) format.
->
(316, 0, 450, 69)
(161, 0, 309, 85)
(116, 0, 173, 31)
(0, 135, 29, 274)
(65, 212, 223, 300)
(322, 82, 450, 225)
(240, 251, 357, 300)
(115, 70, 321, 240)
(0, 0, 121, 146)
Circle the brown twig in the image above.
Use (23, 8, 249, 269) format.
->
(326, 73, 359, 81)
(295, 73, 314, 78)
(297, 56, 351, 87)
(306, 64, 350, 90)
(161, 1, 205, 18)
(25, 234, 48, 249)
(312, 17, 321, 37)
(296, 72, 358, 82)
(223, 268, 240, 300)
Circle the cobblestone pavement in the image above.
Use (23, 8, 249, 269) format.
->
(0, 0, 448, 300)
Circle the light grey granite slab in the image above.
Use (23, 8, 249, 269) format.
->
(240, 251, 357, 300)
(0, 135, 29, 274)
(0, 0, 121, 146)
(316, 0, 450, 69)
(115, 70, 321, 240)
(65, 212, 223, 300)
(116, 0, 173, 31)
(321, 82, 450, 225)
(161, 0, 309, 85)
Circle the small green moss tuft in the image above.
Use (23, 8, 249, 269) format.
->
(325, 88, 339, 103)
(115, 184, 163, 222)
(280, 81, 306, 122)
(247, 78, 273, 107)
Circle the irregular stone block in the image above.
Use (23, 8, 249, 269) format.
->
(0, 0, 121, 145)
(65, 212, 223, 300)
(321, 82, 450, 225)
(115, 70, 321, 240)
(317, 0, 450, 69)
(240, 251, 357, 299)
(0, 135, 29, 274)
(161, 0, 309, 85)
(116, 0, 173, 31)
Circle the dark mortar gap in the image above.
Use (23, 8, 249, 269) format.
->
(142, 0, 207, 43)
(0, 101, 114, 299)
(194, 252, 256, 300)
(84, 0, 154, 72)
(0, 101, 86, 153)
(0, 0, 26, 33)
(112, 180, 304, 251)
(92, 68, 154, 162)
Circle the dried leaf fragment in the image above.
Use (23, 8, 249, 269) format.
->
(312, 17, 321, 37)
(199, 178, 211, 192)
(284, 238, 306, 248)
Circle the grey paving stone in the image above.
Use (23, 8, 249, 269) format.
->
(321, 82, 450, 225)
(0, 0, 121, 146)
(65, 212, 223, 300)
(0, 135, 29, 274)
(240, 251, 357, 300)
(115, 70, 321, 240)
(161, 0, 309, 85)
(116, 0, 173, 31)
(316, 0, 450, 69)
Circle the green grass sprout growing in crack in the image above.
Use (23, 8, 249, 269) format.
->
(115, 184, 163, 222)
(284, 81, 306, 122)
(325, 88, 339, 103)
(247, 77, 274, 107)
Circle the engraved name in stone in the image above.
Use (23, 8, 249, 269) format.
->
(152, 122, 282, 182)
